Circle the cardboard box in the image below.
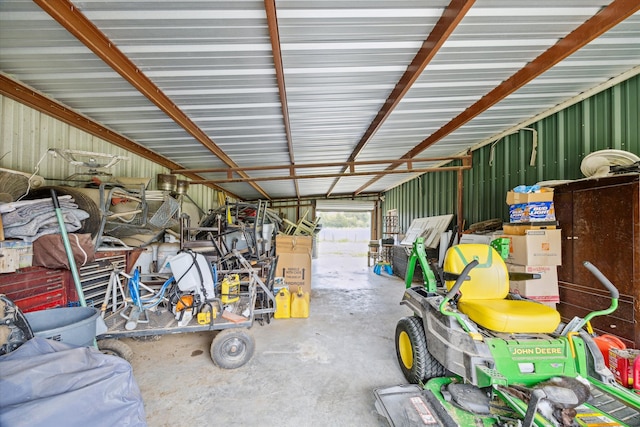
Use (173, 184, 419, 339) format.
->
(506, 188, 554, 205)
(503, 229, 562, 266)
(509, 202, 556, 223)
(276, 235, 312, 296)
(609, 348, 640, 388)
(507, 264, 559, 306)
(0, 248, 19, 273)
(0, 240, 33, 268)
(502, 222, 557, 236)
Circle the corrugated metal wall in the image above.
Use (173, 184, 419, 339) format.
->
(383, 74, 640, 234)
(0, 95, 223, 213)
(383, 171, 457, 234)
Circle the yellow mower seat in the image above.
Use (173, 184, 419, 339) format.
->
(444, 244, 560, 334)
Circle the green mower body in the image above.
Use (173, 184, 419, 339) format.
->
(380, 239, 640, 427)
(400, 286, 586, 389)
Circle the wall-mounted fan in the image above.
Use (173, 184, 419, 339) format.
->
(580, 149, 640, 178)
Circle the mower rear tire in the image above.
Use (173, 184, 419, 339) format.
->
(395, 316, 446, 384)
(210, 328, 255, 369)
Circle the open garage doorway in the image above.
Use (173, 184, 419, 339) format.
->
(315, 200, 377, 275)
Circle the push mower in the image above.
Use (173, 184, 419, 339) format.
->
(375, 238, 640, 426)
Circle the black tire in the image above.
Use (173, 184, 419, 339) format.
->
(210, 329, 255, 369)
(97, 339, 134, 362)
(395, 316, 446, 384)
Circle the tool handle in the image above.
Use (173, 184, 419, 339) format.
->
(444, 259, 478, 301)
(50, 188, 61, 209)
(583, 261, 619, 299)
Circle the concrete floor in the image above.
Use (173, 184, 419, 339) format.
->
(125, 252, 410, 427)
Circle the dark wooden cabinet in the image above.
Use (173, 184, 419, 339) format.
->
(553, 174, 639, 348)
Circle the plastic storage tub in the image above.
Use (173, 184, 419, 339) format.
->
(25, 307, 100, 347)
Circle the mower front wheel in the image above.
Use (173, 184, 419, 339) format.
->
(395, 316, 446, 384)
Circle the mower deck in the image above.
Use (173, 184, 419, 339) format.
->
(375, 377, 640, 427)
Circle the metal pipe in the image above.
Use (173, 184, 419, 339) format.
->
(50, 188, 87, 307)
(172, 155, 472, 174)
(457, 169, 464, 235)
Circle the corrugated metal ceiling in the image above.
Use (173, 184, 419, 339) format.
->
(1, 0, 639, 201)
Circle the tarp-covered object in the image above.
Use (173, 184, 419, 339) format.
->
(0, 337, 147, 427)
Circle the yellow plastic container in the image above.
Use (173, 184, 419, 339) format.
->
(274, 287, 291, 319)
(221, 274, 240, 304)
(290, 286, 309, 318)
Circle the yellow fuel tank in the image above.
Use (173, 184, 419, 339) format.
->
(221, 274, 240, 304)
(274, 287, 291, 319)
(290, 286, 309, 318)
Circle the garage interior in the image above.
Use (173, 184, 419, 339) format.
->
(1, 1, 640, 426)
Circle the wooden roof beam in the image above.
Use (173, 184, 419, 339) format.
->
(34, 0, 271, 200)
(0, 73, 240, 199)
(325, 0, 475, 197)
(354, 0, 640, 195)
(265, 0, 300, 200)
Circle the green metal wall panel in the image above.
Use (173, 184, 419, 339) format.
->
(383, 73, 640, 231)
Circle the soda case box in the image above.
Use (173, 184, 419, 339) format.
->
(506, 187, 555, 223)
(509, 202, 556, 223)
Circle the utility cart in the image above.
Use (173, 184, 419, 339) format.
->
(96, 249, 277, 369)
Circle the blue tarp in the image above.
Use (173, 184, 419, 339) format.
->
(0, 337, 146, 427)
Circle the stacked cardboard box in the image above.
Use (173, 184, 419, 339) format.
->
(275, 235, 313, 296)
(506, 188, 556, 224)
(504, 188, 561, 308)
(0, 240, 33, 273)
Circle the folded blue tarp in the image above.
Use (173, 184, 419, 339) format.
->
(0, 337, 146, 427)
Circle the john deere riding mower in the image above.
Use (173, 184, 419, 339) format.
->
(375, 238, 640, 426)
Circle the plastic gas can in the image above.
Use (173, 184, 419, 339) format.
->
(290, 286, 309, 318)
(274, 287, 291, 319)
(221, 274, 240, 304)
(593, 334, 626, 367)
